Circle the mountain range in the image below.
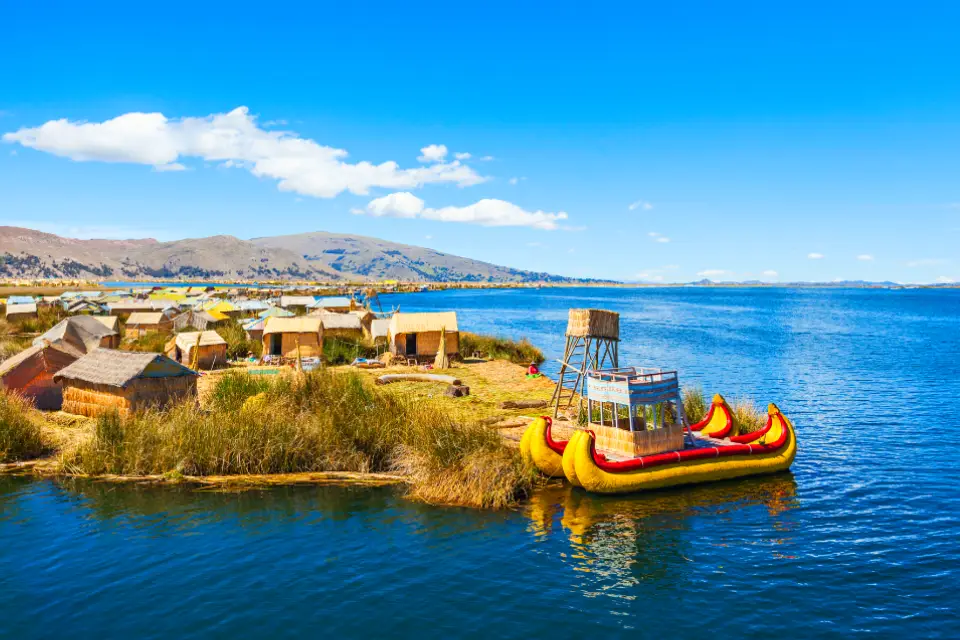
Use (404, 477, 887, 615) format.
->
(0, 227, 588, 283)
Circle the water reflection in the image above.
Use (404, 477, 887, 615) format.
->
(526, 474, 798, 599)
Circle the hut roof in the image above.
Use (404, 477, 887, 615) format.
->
(262, 316, 323, 336)
(173, 331, 227, 350)
(258, 306, 294, 319)
(126, 311, 166, 325)
(371, 318, 391, 340)
(280, 295, 317, 308)
(90, 315, 120, 331)
(0, 342, 79, 382)
(315, 311, 362, 330)
(108, 300, 173, 312)
(389, 311, 458, 335)
(6, 303, 37, 316)
(34, 315, 119, 354)
(53, 349, 197, 388)
(7, 295, 36, 305)
(310, 296, 351, 309)
(243, 317, 266, 332)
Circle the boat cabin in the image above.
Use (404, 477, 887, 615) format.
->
(586, 367, 689, 458)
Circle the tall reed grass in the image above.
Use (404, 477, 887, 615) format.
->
(66, 369, 533, 508)
(458, 332, 544, 365)
(0, 391, 45, 462)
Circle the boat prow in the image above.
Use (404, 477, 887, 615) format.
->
(520, 416, 567, 478)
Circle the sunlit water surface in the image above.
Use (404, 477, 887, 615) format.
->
(2, 287, 958, 637)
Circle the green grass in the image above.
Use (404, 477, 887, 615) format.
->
(122, 330, 172, 354)
(682, 386, 709, 424)
(65, 369, 533, 509)
(458, 332, 544, 365)
(0, 391, 46, 462)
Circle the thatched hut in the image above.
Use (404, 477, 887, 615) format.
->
(262, 317, 323, 358)
(5, 302, 38, 322)
(54, 350, 198, 418)
(370, 318, 390, 346)
(35, 315, 120, 353)
(313, 311, 364, 341)
(388, 312, 459, 362)
(125, 312, 173, 338)
(164, 331, 228, 369)
(0, 343, 79, 410)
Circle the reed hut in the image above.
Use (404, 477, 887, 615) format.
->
(90, 315, 120, 334)
(313, 311, 364, 341)
(35, 315, 121, 353)
(309, 296, 352, 313)
(243, 317, 266, 343)
(164, 331, 228, 369)
(262, 317, 323, 358)
(5, 302, 38, 322)
(54, 349, 198, 418)
(0, 342, 79, 410)
(125, 312, 173, 338)
(279, 296, 316, 314)
(388, 312, 459, 362)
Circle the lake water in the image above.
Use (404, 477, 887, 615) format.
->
(3, 287, 959, 637)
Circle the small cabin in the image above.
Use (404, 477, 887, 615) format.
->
(165, 331, 228, 369)
(125, 312, 173, 338)
(279, 296, 317, 314)
(387, 312, 459, 362)
(310, 296, 352, 314)
(262, 317, 323, 358)
(370, 318, 390, 346)
(54, 349, 198, 418)
(586, 368, 688, 458)
(0, 343, 79, 410)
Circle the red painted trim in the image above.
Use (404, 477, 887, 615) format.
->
(588, 415, 789, 473)
(730, 414, 773, 444)
(689, 403, 716, 431)
(543, 416, 567, 454)
(690, 402, 733, 438)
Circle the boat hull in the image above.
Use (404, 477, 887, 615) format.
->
(572, 412, 796, 495)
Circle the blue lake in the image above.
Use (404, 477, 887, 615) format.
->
(3, 287, 959, 637)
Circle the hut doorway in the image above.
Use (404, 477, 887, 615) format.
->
(269, 333, 283, 356)
(405, 333, 417, 356)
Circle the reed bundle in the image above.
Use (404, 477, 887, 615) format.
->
(566, 309, 620, 339)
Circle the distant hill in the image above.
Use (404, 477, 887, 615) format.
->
(0, 226, 590, 283)
(251, 231, 583, 283)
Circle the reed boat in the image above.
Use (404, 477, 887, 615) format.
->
(566, 403, 796, 494)
(521, 402, 796, 495)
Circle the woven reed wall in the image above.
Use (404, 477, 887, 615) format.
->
(262, 333, 323, 358)
(593, 423, 685, 457)
(61, 376, 197, 418)
(566, 309, 620, 339)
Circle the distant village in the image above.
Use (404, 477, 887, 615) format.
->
(0, 283, 463, 418)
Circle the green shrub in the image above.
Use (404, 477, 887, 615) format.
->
(458, 332, 544, 365)
(323, 337, 377, 365)
(122, 331, 172, 354)
(215, 319, 260, 360)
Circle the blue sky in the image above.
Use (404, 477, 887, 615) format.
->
(2, 1, 959, 283)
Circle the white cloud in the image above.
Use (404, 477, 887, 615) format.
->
(3, 107, 487, 198)
(507, 177, 527, 186)
(857, 254, 874, 261)
(153, 162, 186, 172)
(635, 265, 678, 282)
(655, 237, 670, 243)
(454, 152, 471, 160)
(697, 269, 729, 278)
(762, 270, 779, 278)
(526, 241, 542, 247)
(628, 200, 653, 211)
(937, 276, 955, 283)
(808, 252, 824, 259)
(647, 231, 670, 243)
(417, 144, 448, 163)
(365, 191, 425, 218)
(907, 258, 949, 268)
(359, 192, 568, 230)
(479, 155, 494, 161)
(424, 235, 433, 240)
